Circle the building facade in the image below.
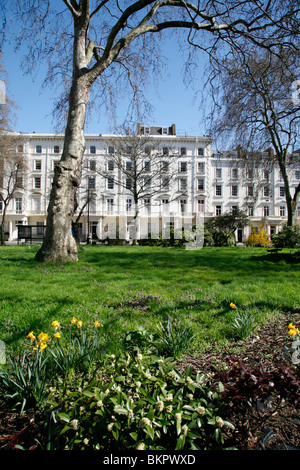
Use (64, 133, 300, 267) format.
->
(1, 124, 300, 243)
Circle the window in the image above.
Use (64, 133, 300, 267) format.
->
(197, 148, 204, 156)
(247, 169, 254, 179)
(279, 186, 285, 197)
(144, 198, 151, 212)
(248, 185, 254, 197)
(37, 221, 44, 236)
(126, 198, 133, 212)
(215, 185, 222, 196)
(36, 145, 42, 153)
(197, 199, 205, 213)
(295, 170, 300, 180)
(126, 177, 133, 190)
(89, 160, 96, 171)
(16, 177, 23, 189)
(197, 162, 205, 173)
(280, 206, 286, 216)
(231, 168, 238, 179)
(264, 206, 269, 217)
(34, 177, 41, 189)
(15, 197, 22, 214)
(35, 160, 42, 170)
(126, 161, 132, 171)
(248, 206, 254, 216)
(162, 198, 169, 209)
(108, 146, 114, 154)
(90, 145, 96, 154)
(297, 206, 300, 217)
(231, 185, 238, 196)
(180, 178, 187, 191)
(263, 170, 269, 180)
(107, 198, 114, 213)
(144, 161, 151, 171)
(163, 146, 169, 155)
(216, 168, 222, 178)
(216, 205, 222, 216)
(162, 127, 168, 135)
(197, 179, 204, 191)
(107, 160, 114, 171)
(33, 197, 41, 212)
(161, 161, 169, 172)
(263, 186, 270, 197)
(18, 144, 24, 153)
(54, 145, 60, 154)
(88, 177, 96, 189)
(180, 199, 187, 212)
(143, 177, 151, 190)
(107, 177, 114, 190)
(162, 177, 169, 190)
(180, 147, 186, 156)
(180, 161, 187, 172)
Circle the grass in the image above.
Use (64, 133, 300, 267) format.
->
(0, 244, 299, 357)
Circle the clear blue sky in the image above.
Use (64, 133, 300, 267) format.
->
(2, 37, 210, 137)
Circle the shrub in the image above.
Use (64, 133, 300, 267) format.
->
(272, 225, 300, 248)
(213, 230, 236, 247)
(47, 352, 234, 450)
(229, 303, 257, 340)
(244, 227, 271, 247)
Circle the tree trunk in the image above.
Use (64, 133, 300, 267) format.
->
(35, 75, 91, 262)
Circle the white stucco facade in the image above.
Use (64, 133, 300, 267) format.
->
(1, 125, 299, 243)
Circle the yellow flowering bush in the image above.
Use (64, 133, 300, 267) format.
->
(244, 227, 271, 247)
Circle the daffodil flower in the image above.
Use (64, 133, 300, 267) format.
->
(51, 320, 60, 330)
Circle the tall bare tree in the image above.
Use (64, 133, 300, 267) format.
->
(0, 54, 26, 245)
(95, 128, 182, 244)
(2, 1, 299, 261)
(208, 48, 300, 226)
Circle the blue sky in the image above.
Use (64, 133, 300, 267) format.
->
(2, 36, 210, 137)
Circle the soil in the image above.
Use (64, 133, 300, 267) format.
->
(0, 314, 299, 451)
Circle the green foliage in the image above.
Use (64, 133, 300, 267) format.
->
(152, 317, 197, 359)
(229, 306, 257, 340)
(203, 224, 236, 247)
(0, 350, 50, 412)
(124, 318, 196, 359)
(48, 321, 105, 377)
(272, 225, 300, 248)
(47, 352, 234, 450)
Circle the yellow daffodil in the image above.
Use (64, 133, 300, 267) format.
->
(51, 320, 60, 330)
(33, 341, 47, 352)
(94, 320, 102, 328)
(288, 323, 295, 329)
(77, 320, 83, 328)
(38, 332, 49, 343)
(71, 317, 78, 325)
(230, 303, 237, 309)
(54, 332, 61, 339)
(27, 331, 35, 342)
(289, 328, 297, 338)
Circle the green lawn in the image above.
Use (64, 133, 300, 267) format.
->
(0, 244, 299, 356)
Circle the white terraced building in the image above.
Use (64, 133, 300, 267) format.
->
(1, 124, 300, 243)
